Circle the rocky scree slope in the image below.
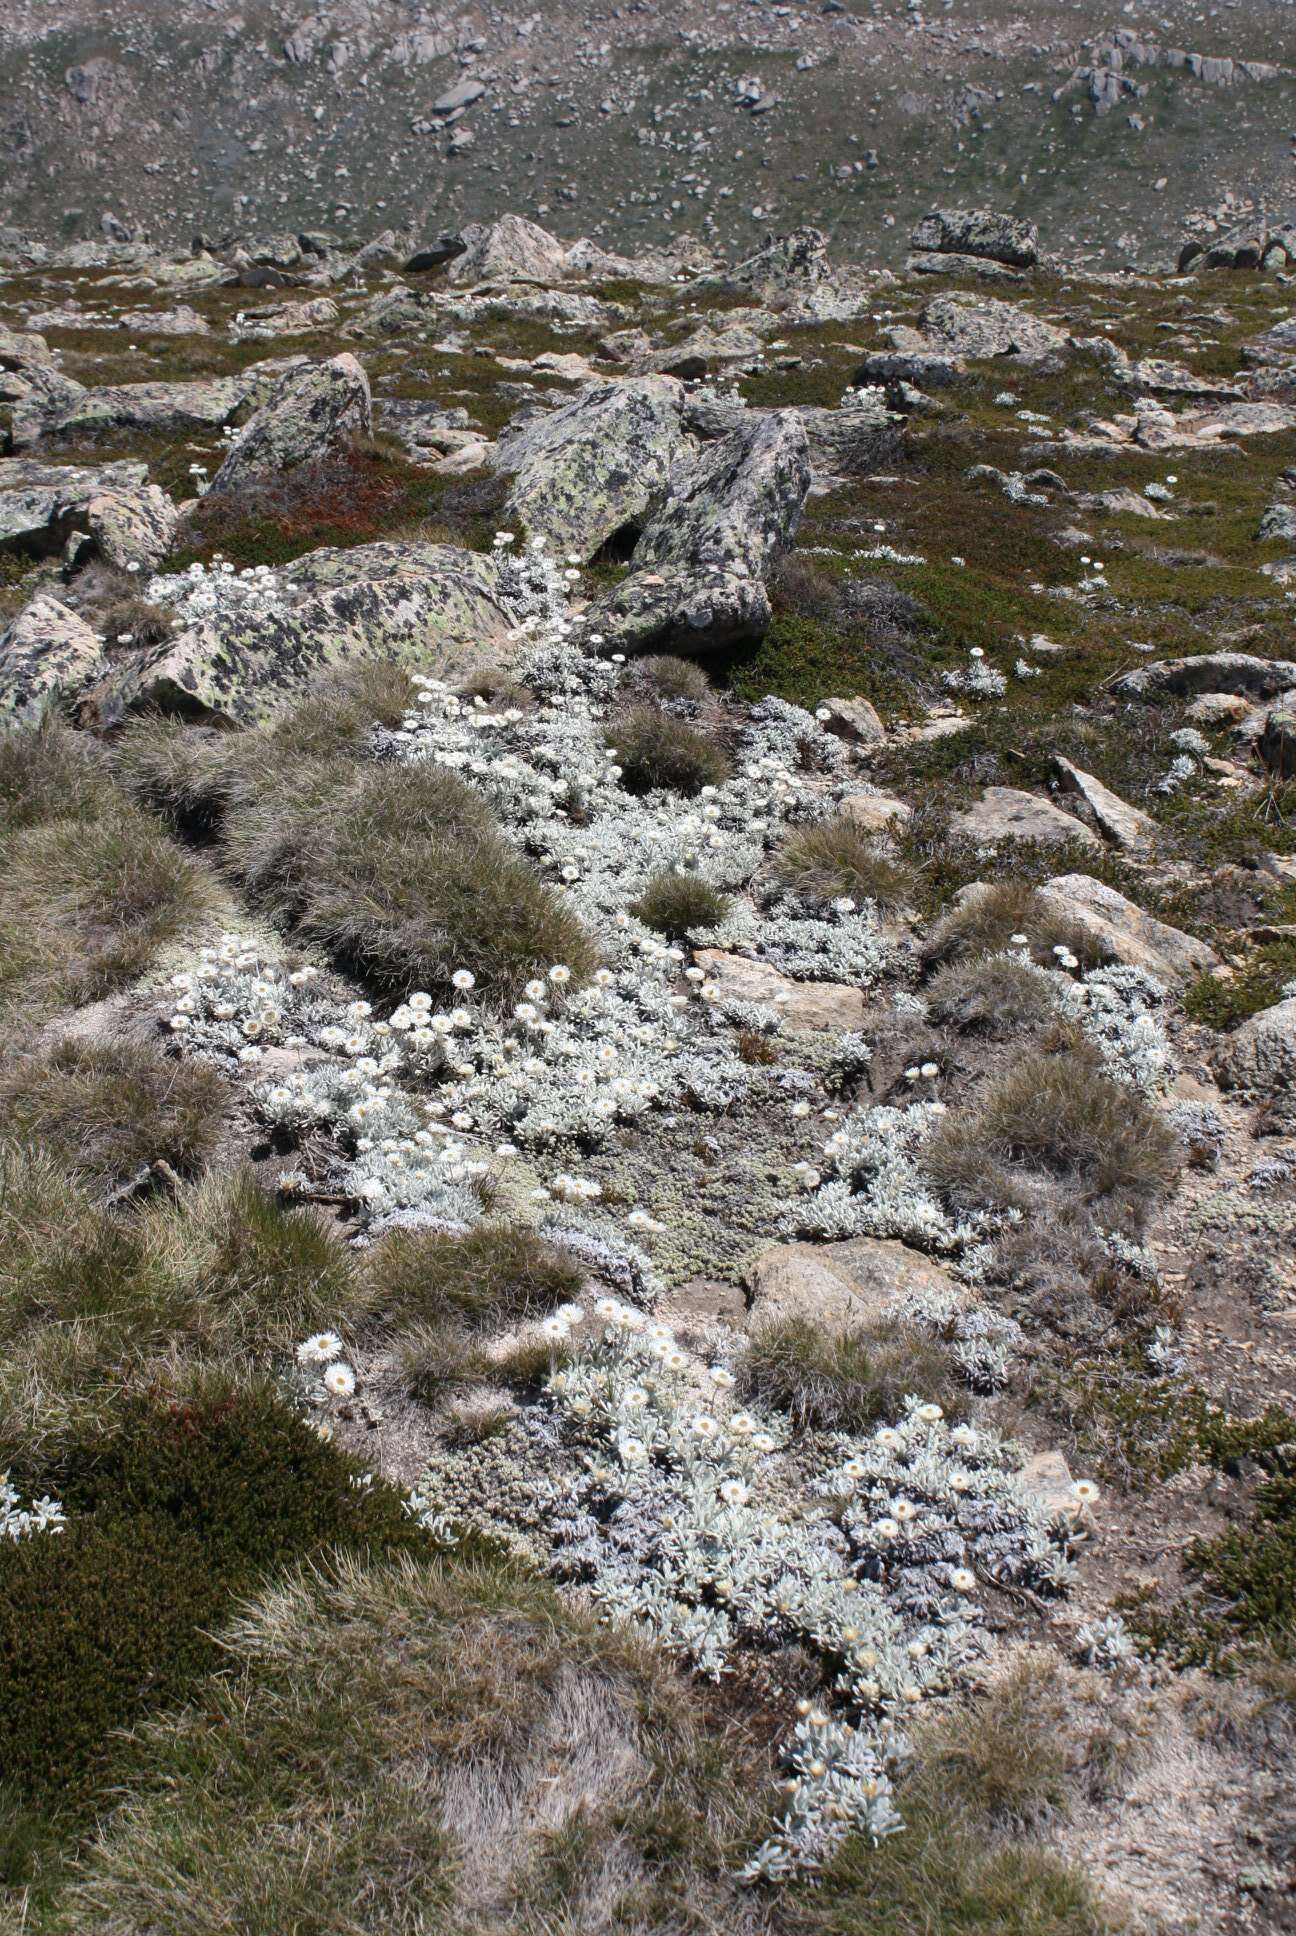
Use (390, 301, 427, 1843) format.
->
(0, 208, 1293, 1934)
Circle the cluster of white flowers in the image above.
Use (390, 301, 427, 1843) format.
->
(1054, 963, 1177, 1093)
(295, 1330, 358, 1400)
(414, 1301, 1078, 1876)
(941, 647, 1007, 699)
(1152, 752, 1199, 795)
(145, 557, 290, 628)
(1, 1474, 65, 1540)
(787, 1102, 975, 1251)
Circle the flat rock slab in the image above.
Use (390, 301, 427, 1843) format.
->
(0, 594, 103, 726)
(1115, 653, 1296, 702)
(94, 540, 516, 726)
(745, 1236, 963, 1331)
(953, 786, 1100, 850)
(692, 948, 867, 1031)
(910, 208, 1039, 268)
(918, 294, 1067, 363)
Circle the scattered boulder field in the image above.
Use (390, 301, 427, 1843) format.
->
(1, 203, 1295, 1935)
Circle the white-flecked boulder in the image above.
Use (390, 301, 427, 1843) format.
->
(492, 376, 686, 560)
(0, 595, 103, 726)
(745, 1236, 964, 1332)
(208, 354, 371, 494)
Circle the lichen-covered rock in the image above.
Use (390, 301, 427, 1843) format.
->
(724, 227, 832, 301)
(12, 374, 249, 447)
(1214, 997, 1296, 1099)
(637, 409, 810, 582)
(8, 366, 88, 446)
(231, 297, 342, 341)
(795, 396, 904, 479)
(0, 324, 52, 371)
(907, 251, 1025, 283)
(85, 482, 179, 571)
(492, 376, 686, 559)
(0, 457, 150, 555)
(0, 594, 103, 726)
(585, 410, 810, 653)
(746, 1236, 963, 1332)
(919, 294, 1068, 363)
(953, 786, 1100, 850)
(208, 354, 371, 494)
(910, 208, 1040, 268)
(93, 541, 515, 726)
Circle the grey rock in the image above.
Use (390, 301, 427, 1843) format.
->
(906, 250, 1025, 283)
(953, 786, 1100, 850)
(231, 297, 341, 341)
(819, 696, 886, 747)
(85, 482, 179, 571)
(492, 376, 687, 560)
(910, 207, 1039, 268)
(919, 294, 1068, 364)
(447, 214, 574, 285)
(117, 306, 211, 336)
(585, 410, 809, 653)
(1214, 997, 1296, 1097)
(1052, 757, 1160, 852)
(840, 792, 911, 834)
(0, 594, 103, 726)
(1036, 874, 1220, 982)
(433, 77, 487, 114)
(11, 361, 303, 448)
(0, 324, 52, 371)
(795, 396, 904, 478)
(1260, 694, 1296, 779)
(208, 354, 371, 494)
(0, 457, 150, 556)
(94, 541, 517, 727)
(1258, 501, 1296, 543)
(1115, 653, 1296, 701)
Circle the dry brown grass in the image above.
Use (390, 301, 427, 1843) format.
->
(923, 1047, 1180, 1229)
(739, 1314, 967, 1435)
(924, 881, 1106, 971)
(0, 1036, 229, 1188)
(774, 815, 916, 911)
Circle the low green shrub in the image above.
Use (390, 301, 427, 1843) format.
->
(630, 871, 730, 938)
(0, 1380, 427, 1806)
